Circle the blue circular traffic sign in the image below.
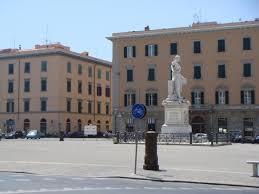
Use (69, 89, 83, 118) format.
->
(132, 104, 146, 119)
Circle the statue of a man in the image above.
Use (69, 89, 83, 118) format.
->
(171, 55, 187, 99)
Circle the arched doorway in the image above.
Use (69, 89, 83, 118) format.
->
(105, 121, 109, 131)
(24, 119, 30, 133)
(97, 120, 101, 132)
(40, 118, 47, 135)
(66, 119, 71, 134)
(77, 119, 82, 131)
(191, 116, 205, 133)
(87, 120, 92, 125)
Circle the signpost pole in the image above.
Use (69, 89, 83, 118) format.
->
(134, 122, 138, 174)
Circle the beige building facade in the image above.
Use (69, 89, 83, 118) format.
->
(108, 19, 259, 138)
(0, 43, 112, 135)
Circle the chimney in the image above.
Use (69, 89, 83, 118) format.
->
(80, 52, 89, 56)
(144, 25, 150, 31)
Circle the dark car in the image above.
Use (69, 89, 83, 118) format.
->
(253, 135, 259, 144)
(232, 135, 242, 143)
(67, 131, 84, 138)
(5, 130, 24, 139)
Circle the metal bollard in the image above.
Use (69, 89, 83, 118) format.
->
(143, 131, 159, 171)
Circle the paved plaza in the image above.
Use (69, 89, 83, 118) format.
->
(0, 139, 258, 187)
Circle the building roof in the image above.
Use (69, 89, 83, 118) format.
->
(0, 43, 111, 67)
(107, 19, 259, 40)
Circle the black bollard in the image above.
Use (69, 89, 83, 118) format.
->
(59, 131, 64, 141)
(143, 131, 159, 171)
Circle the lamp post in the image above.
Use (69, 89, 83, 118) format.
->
(210, 105, 214, 145)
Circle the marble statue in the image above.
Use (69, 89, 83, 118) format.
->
(171, 55, 187, 100)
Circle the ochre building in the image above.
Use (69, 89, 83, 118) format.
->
(0, 43, 112, 135)
(108, 19, 259, 139)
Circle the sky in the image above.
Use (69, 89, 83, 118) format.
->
(0, 0, 258, 61)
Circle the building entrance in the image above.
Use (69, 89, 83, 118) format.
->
(191, 116, 205, 134)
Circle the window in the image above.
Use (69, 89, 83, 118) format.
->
(66, 119, 71, 133)
(106, 121, 109, 131)
(97, 102, 101, 114)
(24, 99, 30, 112)
(124, 46, 136, 58)
(243, 37, 251, 50)
(88, 101, 92, 113)
(124, 93, 136, 107)
(145, 44, 158, 57)
(67, 79, 71, 92)
(215, 90, 229, 105)
(97, 69, 102, 79)
(105, 86, 110, 97)
(66, 99, 71, 112)
(145, 93, 158, 106)
(8, 64, 14, 74)
(24, 119, 30, 131)
(41, 78, 47, 91)
(106, 103, 110, 115)
(24, 62, 30, 73)
(41, 61, 47, 72)
(193, 65, 201, 79)
(127, 69, 133, 82)
(241, 89, 255, 105)
(6, 100, 14, 113)
(67, 62, 71, 73)
(88, 66, 92, 77)
(97, 84, 102, 96)
(41, 99, 47, 112)
(106, 71, 110, 81)
(78, 80, 82, 94)
(78, 64, 82, 75)
(218, 118, 227, 130)
(170, 42, 177, 55)
(243, 63, 251, 77)
(147, 118, 156, 131)
(218, 64, 226, 78)
(24, 79, 30, 92)
(191, 91, 204, 105)
(148, 68, 155, 81)
(40, 118, 47, 135)
(218, 39, 225, 52)
(78, 100, 82, 113)
(193, 41, 201, 53)
(8, 80, 14, 93)
(88, 82, 92, 95)
(243, 118, 254, 137)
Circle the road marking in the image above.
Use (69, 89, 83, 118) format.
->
(143, 187, 159, 190)
(0, 187, 138, 193)
(162, 187, 176, 190)
(9, 174, 25, 177)
(42, 178, 56, 181)
(71, 177, 85, 180)
(14, 179, 30, 182)
(0, 180, 5, 182)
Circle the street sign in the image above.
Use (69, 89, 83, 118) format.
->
(132, 104, 146, 119)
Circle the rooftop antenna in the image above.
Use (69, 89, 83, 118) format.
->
(193, 13, 200, 23)
(13, 40, 16, 49)
(45, 24, 49, 46)
(199, 9, 202, 23)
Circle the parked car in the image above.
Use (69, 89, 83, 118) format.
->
(26, 130, 41, 139)
(253, 135, 259, 144)
(5, 130, 24, 139)
(67, 131, 84, 138)
(232, 134, 242, 143)
(193, 133, 208, 143)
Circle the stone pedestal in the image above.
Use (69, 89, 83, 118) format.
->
(161, 97, 192, 133)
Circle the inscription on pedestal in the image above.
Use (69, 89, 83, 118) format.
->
(167, 110, 182, 124)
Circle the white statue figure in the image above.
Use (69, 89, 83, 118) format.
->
(171, 55, 187, 99)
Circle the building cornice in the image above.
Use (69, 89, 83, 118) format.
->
(107, 22, 259, 41)
(0, 49, 112, 67)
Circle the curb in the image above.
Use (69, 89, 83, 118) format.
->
(105, 176, 259, 189)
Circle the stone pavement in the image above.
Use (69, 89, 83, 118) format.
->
(0, 138, 258, 187)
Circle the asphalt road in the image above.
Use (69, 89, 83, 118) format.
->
(0, 172, 258, 194)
